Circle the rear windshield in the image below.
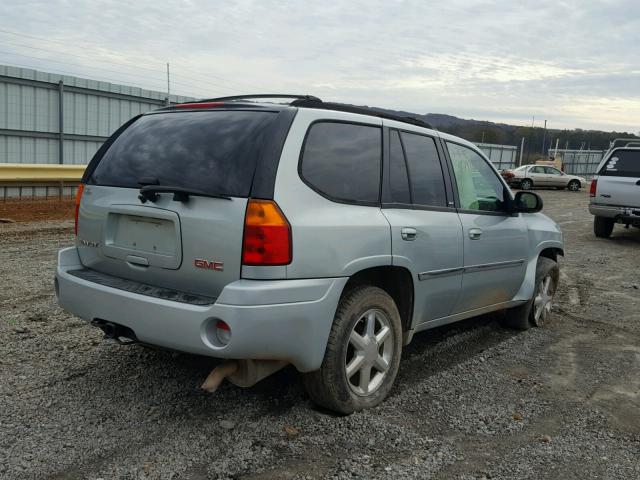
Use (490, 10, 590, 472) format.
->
(88, 110, 279, 197)
(600, 150, 640, 177)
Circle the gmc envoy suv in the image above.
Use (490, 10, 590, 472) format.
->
(55, 95, 564, 413)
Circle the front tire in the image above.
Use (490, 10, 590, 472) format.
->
(594, 216, 614, 238)
(520, 178, 533, 190)
(567, 180, 581, 191)
(500, 257, 559, 330)
(303, 286, 403, 414)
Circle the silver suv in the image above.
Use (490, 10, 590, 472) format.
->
(589, 139, 640, 238)
(55, 95, 564, 413)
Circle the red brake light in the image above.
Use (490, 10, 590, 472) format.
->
(74, 183, 85, 235)
(589, 178, 597, 197)
(242, 199, 292, 266)
(175, 102, 225, 109)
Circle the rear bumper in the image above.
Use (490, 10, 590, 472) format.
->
(589, 203, 640, 223)
(55, 247, 347, 372)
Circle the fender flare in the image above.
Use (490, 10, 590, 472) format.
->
(512, 241, 564, 302)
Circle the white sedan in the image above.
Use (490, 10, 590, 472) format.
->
(502, 165, 587, 191)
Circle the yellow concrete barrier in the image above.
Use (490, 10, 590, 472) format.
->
(0, 163, 86, 183)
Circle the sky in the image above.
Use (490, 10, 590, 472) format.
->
(0, 0, 638, 132)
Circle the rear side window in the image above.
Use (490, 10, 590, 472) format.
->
(89, 110, 279, 197)
(600, 150, 640, 177)
(300, 122, 381, 204)
(400, 132, 447, 207)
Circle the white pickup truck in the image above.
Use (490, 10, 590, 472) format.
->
(589, 139, 640, 238)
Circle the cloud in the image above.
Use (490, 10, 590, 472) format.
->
(0, 0, 638, 131)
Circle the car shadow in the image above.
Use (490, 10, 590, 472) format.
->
(69, 312, 522, 417)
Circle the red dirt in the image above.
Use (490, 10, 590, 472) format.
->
(0, 198, 75, 223)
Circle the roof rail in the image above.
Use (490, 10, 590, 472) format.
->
(193, 94, 322, 103)
(608, 137, 640, 149)
(605, 137, 640, 157)
(291, 98, 433, 129)
(173, 94, 433, 130)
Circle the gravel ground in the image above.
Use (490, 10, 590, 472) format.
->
(1, 190, 639, 479)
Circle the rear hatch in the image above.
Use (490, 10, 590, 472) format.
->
(596, 149, 640, 208)
(76, 107, 289, 299)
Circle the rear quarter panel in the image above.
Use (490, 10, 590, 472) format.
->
(273, 108, 392, 279)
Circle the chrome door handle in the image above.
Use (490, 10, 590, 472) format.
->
(469, 228, 483, 240)
(401, 227, 417, 241)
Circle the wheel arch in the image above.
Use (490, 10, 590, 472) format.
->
(512, 243, 563, 302)
(341, 266, 414, 336)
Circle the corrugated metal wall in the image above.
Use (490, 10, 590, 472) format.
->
(0, 64, 194, 165)
(0, 65, 194, 197)
(548, 149, 604, 176)
(475, 142, 518, 170)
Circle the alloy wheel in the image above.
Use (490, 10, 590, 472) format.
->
(533, 274, 556, 326)
(345, 309, 394, 396)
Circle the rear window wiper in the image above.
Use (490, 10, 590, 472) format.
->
(139, 185, 232, 203)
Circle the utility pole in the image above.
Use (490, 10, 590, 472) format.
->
(541, 119, 547, 156)
(481, 131, 485, 143)
(166, 62, 171, 101)
(519, 137, 525, 166)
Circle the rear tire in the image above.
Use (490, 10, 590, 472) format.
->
(520, 178, 533, 190)
(594, 216, 614, 238)
(500, 257, 559, 330)
(567, 180, 581, 191)
(303, 286, 403, 414)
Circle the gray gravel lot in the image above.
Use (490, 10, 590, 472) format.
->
(1, 190, 639, 479)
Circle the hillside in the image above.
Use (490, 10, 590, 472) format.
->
(371, 106, 639, 161)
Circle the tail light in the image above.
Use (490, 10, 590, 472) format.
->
(502, 170, 515, 179)
(242, 199, 292, 265)
(589, 179, 597, 197)
(74, 183, 85, 235)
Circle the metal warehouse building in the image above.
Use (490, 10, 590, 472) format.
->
(0, 65, 192, 167)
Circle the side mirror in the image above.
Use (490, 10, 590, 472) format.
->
(513, 191, 543, 213)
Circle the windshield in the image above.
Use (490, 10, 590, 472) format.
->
(89, 110, 279, 197)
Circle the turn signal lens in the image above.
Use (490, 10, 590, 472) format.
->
(242, 199, 292, 265)
(589, 179, 597, 197)
(74, 183, 85, 235)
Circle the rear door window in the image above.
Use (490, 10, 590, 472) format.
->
(386, 130, 411, 204)
(88, 110, 279, 197)
(300, 121, 382, 204)
(600, 150, 640, 177)
(400, 132, 447, 207)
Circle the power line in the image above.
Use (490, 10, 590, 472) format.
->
(0, 49, 165, 84)
(0, 29, 265, 92)
(0, 59, 188, 95)
(0, 50, 251, 96)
